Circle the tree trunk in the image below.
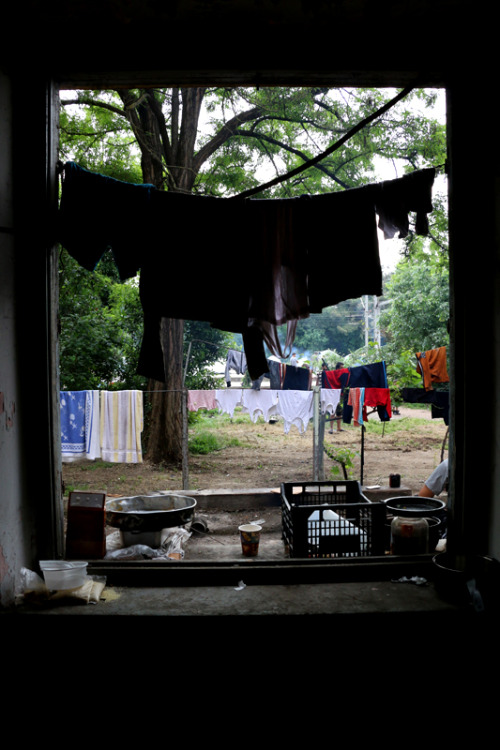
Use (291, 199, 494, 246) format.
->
(128, 88, 206, 465)
(131, 93, 187, 465)
(146, 318, 185, 465)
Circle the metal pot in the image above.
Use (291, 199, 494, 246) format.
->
(383, 496, 446, 518)
(106, 492, 197, 533)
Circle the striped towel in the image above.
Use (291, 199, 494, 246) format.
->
(100, 390, 144, 463)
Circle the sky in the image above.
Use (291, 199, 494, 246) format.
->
(372, 90, 447, 272)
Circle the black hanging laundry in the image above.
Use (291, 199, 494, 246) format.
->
(57, 162, 436, 384)
(348, 361, 388, 388)
(282, 364, 311, 390)
(402, 387, 449, 425)
(58, 161, 155, 280)
(342, 391, 353, 424)
(431, 395, 450, 425)
(267, 359, 283, 390)
(297, 187, 382, 314)
(375, 167, 436, 239)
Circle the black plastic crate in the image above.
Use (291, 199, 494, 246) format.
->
(281, 481, 387, 558)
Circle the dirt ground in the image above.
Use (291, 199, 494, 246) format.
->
(62, 405, 448, 498)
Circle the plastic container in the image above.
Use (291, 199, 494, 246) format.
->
(281, 481, 386, 558)
(390, 516, 429, 555)
(39, 560, 88, 590)
(385, 514, 443, 553)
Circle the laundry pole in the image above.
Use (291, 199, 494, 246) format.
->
(182, 389, 190, 489)
(313, 386, 325, 480)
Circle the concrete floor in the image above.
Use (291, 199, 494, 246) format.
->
(8, 486, 498, 648)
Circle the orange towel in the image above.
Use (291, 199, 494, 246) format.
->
(416, 347, 449, 391)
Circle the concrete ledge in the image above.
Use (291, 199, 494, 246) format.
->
(173, 486, 413, 507)
(362, 485, 412, 501)
(175, 487, 282, 510)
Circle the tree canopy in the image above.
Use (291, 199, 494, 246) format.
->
(60, 87, 446, 198)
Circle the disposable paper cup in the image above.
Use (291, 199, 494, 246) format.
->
(238, 524, 262, 557)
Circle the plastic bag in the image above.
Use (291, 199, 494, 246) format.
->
(19, 567, 46, 594)
(161, 528, 191, 560)
(104, 527, 192, 561)
(105, 544, 164, 560)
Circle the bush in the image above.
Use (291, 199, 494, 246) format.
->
(188, 432, 223, 455)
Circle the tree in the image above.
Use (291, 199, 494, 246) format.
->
(380, 256, 450, 354)
(292, 299, 365, 355)
(59, 249, 147, 391)
(59, 86, 447, 464)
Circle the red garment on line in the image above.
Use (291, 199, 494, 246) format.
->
(323, 368, 350, 388)
(363, 388, 392, 421)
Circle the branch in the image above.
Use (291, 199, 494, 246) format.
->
(171, 88, 179, 155)
(145, 90, 173, 166)
(234, 86, 414, 199)
(192, 105, 263, 173)
(426, 228, 448, 253)
(234, 128, 351, 189)
(60, 96, 125, 119)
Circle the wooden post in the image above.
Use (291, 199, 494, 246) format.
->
(313, 386, 324, 481)
(182, 389, 189, 489)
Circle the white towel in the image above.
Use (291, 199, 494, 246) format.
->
(215, 388, 243, 418)
(320, 388, 341, 416)
(276, 390, 314, 434)
(241, 389, 280, 423)
(85, 389, 101, 460)
(100, 390, 143, 463)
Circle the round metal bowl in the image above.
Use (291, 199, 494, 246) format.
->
(383, 495, 446, 517)
(106, 493, 197, 532)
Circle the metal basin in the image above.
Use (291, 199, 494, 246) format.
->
(106, 493, 197, 533)
(383, 495, 446, 517)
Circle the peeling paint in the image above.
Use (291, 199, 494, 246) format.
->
(0, 545, 8, 581)
(0, 395, 15, 430)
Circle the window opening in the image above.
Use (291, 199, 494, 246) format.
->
(56, 85, 449, 579)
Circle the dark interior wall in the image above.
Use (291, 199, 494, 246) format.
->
(3, 0, 500, 580)
(11, 0, 463, 87)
